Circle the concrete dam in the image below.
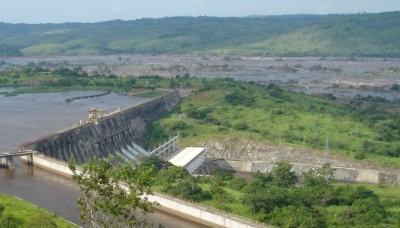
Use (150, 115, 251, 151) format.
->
(20, 91, 180, 163)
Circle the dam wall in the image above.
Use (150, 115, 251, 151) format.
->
(21, 91, 180, 163)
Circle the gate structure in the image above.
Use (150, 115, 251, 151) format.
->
(149, 135, 180, 161)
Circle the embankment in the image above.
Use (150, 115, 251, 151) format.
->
(199, 138, 400, 185)
(209, 159, 400, 184)
(21, 91, 180, 163)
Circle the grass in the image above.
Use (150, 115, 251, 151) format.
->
(135, 90, 168, 98)
(149, 79, 400, 168)
(0, 193, 78, 227)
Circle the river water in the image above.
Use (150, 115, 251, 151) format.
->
(0, 89, 214, 227)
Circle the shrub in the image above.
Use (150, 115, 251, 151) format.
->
(234, 122, 249, 131)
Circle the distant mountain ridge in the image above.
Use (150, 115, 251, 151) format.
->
(0, 12, 399, 57)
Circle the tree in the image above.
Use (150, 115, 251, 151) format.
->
(68, 156, 158, 228)
(156, 166, 189, 187)
(271, 162, 298, 188)
(140, 155, 173, 174)
(268, 205, 326, 228)
(316, 163, 336, 183)
(229, 177, 247, 191)
(301, 163, 336, 187)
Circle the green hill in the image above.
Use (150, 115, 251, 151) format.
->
(0, 44, 23, 56)
(0, 12, 399, 57)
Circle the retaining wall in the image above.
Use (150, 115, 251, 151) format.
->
(21, 91, 180, 163)
(211, 159, 400, 184)
(146, 193, 270, 228)
(20, 154, 74, 177)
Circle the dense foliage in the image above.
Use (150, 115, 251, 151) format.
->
(68, 156, 158, 228)
(0, 12, 399, 57)
(0, 44, 23, 56)
(0, 65, 139, 94)
(143, 155, 398, 227)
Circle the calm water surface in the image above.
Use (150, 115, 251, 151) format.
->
(0, 89, 212, 227)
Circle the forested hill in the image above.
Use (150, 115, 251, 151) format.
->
(0, 12, 399, 57)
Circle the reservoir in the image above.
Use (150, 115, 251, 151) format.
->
(0, 89, 214, 227)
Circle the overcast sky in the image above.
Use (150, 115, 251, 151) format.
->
(1, 0, 399, 24)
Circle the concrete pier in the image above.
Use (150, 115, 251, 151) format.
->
(0, 151, 34, 168)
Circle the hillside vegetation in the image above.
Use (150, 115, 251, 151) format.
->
(0, 12, 399, 57)
(143, 155, 400, 227)
(148, 77, 400, 168)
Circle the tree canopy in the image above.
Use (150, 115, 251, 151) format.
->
(68, 156, 158, 228)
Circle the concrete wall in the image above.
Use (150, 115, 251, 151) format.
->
(147, 193, 271, 228)
(20, 154, 75, 177)
(21, 91, 180, 163)
(210, 159, 400, 185)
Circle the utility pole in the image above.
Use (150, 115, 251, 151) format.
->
(324, 133, 330, 181)
(301, 136, 305, 164)
(324, 133, 329, 164)
(276, 135, 282, 161)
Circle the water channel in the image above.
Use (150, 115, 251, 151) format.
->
(0, 89, 215, 227)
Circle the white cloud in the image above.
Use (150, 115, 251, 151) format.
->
(190, 0, 204, 10)
(354, 0, 371, 12)
(114, 6, 125, 13)
(319, 3, 334, 11)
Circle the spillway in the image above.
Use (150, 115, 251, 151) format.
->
(21, 91, 180, 163)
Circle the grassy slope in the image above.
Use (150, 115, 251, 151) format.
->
(0, 194, 77, 227)
(148, 79, 400, 168)
(0, 12, 399, 57)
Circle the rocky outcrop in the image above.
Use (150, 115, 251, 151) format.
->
(198, 138, 400, 173)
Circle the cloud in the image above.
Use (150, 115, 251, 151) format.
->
(114, 7, 125, 13)
(319, 3, 334, 11)
(190, 0, 204, 10)
(354, 0, 371, 11)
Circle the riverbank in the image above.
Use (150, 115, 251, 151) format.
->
(20, 145, 268, 228)
(0, 193, 79, 227)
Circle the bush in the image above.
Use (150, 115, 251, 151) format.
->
(234, 122, 249, 131)
(212, 167, 234, 181)
(229, 177, 247, 191)
(354, 152, 365, 160)
(170, 121, 189, 131)
(186, 108, 211, 120)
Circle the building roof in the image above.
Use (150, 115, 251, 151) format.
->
(168, 147, 205, 167)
